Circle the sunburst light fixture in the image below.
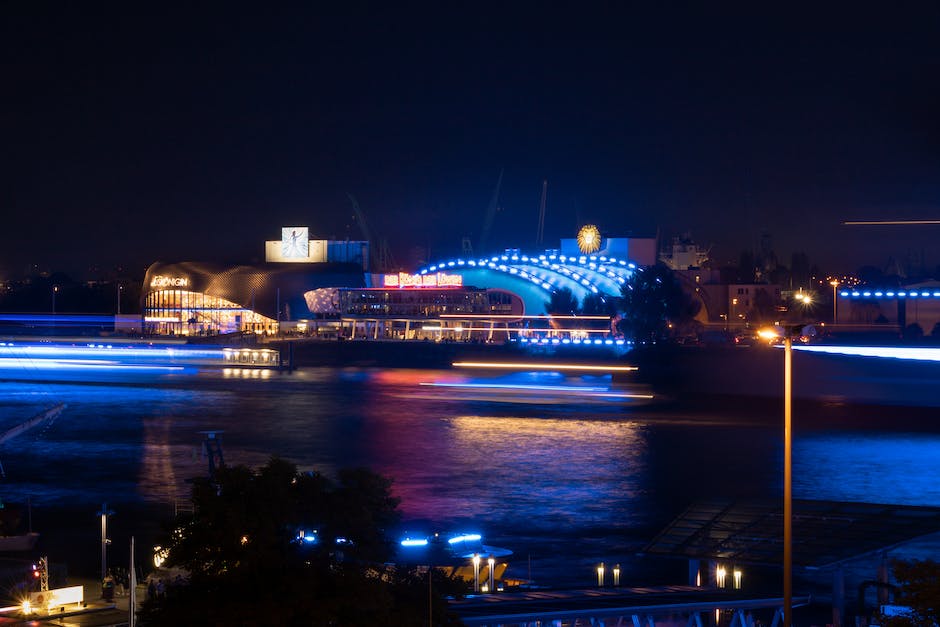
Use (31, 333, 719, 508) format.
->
(577, 224, 601, 254)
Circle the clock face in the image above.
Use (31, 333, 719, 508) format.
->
(281, 227, 309, 258)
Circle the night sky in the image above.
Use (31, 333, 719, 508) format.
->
(3, 4, 940, 277)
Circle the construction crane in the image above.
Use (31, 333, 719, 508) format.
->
(346, 194, 395, 271)
(478, 169, 504, 255)
(536, 179, 547, 247)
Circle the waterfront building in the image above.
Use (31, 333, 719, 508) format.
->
(141, 225, 655, 340)
(839, 281, 940, 333)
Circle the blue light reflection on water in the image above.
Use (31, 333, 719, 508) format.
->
(0, 365, 938, 585)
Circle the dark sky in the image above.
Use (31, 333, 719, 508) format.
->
(3, 3, 940, 277)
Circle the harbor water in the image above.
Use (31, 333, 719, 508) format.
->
(1, 357, 938, 587)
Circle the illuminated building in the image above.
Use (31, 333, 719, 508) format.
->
(839, 282, 940, 332)
(142, 227, 655, 340)
(143, 260, 365, 336)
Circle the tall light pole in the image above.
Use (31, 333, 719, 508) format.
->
(783, 333, 793, 627)
(97, 503, 115, 588)
(758, 326, 793, 627)
(52, 285, 58, 315)
(117, 284, 123, 315)
(830, 280, 839, 323)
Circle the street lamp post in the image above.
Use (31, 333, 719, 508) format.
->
(757, 326, 794, 627)
(52, 285, 58, 315)
(97, 503, 115, 588)
(783, 334, 793, 627)
(830, 280, 839, 323)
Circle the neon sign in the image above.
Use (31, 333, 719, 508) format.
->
(383, 272, 463, 288)
(150, 275, 190, 288)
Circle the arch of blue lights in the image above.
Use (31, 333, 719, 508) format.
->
(419, 252, 637, 315)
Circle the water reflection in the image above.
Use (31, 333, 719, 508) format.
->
(0, 366, 939, 586)
(796, 432, 940, 506)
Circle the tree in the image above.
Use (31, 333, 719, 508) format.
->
(879, 558, 940, 627)
(903, 323, 924, 342)
(581, 293, 620, 316)
(544, 287, 579, 315)
(137, 458, 466, 626)
(618, 264, 697, 344)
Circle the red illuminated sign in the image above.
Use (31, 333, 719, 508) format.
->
(383, 272, 463, 288)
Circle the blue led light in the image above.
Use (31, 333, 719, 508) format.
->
(448, 534, 482, 544)
(401, 538, 428, 547)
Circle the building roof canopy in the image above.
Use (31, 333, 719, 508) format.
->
(643, 499, 940, 569)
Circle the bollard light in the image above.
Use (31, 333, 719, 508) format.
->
(613, 564, 621, 586)
(472, 554, 481, 593)
(716, 565, 727, 588)
(487, 557, 495, 593)
(597, 563, 605, 587)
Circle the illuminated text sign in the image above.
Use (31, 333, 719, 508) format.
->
(383, 272, 463, 288)
(150, 275, 190, 288)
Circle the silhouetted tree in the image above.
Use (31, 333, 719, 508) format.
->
(903, 323, 924, 342)
(618, 264, 696, 344)
(581, 293, 620, 316)
(879, 558, 940, 627)
(790, 252, 811, 289)
(544, 287, 579, 315)
(137, 458, 466, 626)
(738, 251, 756, 283)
